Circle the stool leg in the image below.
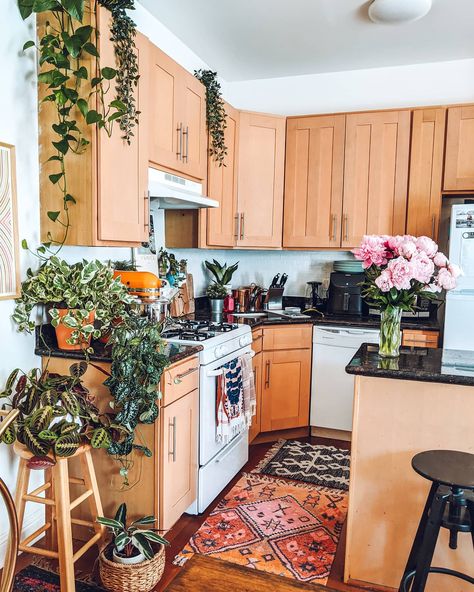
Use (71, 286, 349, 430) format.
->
(467, 498, 474, 549)
(80, 449, 105, 539)
(399, 482, 438, 592)
(44, 467, 56, 552)
(411, 487, 449, 592)
(53, 458, 76, 592)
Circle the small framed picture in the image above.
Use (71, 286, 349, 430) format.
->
(0, 142, 20, 300)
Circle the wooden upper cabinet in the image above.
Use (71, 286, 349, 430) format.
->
(444, 106, 474, 191)
(236, 112, 286, 248)
(407, 108, 446, 240)
(149, 46, 206, 181)
(283, 115, 345, 248)
(206, 103, 239, 247)
(39, 8, 149, 246)
(342, 110, 410, 248)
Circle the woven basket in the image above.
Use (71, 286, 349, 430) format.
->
(99, 543, 165, 592)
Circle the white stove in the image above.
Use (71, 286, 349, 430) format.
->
(162, 318, 253, 513)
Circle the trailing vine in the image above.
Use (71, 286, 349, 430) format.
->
(17, 0, 131, 259)
(97, 0, 139, 143)
(194, 69, 228, 166)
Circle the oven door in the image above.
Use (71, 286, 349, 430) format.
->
(199, 345, 253, 467)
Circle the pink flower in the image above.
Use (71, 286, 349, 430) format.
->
(416, 236, 438, 258)
(423, 283, 442, 293)
(375, 270, 394, 292)
(433, 252, 448, 268)
(448, 263, 462, 278)
(387, 256, 413, 290)
(399, 238, 417, 260)
(437, 267, 457, 291)
(410, 252, 435, 284)
(352, 235, 390, 269)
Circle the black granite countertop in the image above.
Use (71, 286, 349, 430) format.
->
(35, 324, 203, 365)
(346, 343, 474, 387)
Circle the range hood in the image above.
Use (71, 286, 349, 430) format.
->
(148, 168, 218, 209)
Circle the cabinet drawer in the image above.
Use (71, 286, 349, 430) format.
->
(402, 330, 439, 349)
(252, 327, 263, 354)
(263, 324, 312, 351)
(162, 356, 199, 406)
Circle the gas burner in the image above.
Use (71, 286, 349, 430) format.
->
(180, 331, 209, 342)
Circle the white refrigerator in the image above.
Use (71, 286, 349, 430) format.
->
(443, 204, 474, 351)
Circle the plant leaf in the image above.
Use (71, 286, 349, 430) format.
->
(101, 67, 116, 80)
(115, 503, 127, 526)
(61, 0, 84, 21)
(47, 211, 61, 222)
(18, 0, 34, 19)
(23, 40, 35, 51)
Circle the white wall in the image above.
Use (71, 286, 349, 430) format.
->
(223, 58, 474, 116)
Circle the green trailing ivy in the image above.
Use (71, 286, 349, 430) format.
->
(17, 0, 130, 258)
(103, 314, 169, 485)
(97, 0, 139, 143)
(12, 257, 133, 349)
(194, 69, 227, 166)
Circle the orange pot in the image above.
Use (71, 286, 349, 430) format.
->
(53, 309, 96, 351)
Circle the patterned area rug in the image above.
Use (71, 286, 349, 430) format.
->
(252, 440, 351, 491)
(175, 473, 348, 586)
(14, 565, 105, 591)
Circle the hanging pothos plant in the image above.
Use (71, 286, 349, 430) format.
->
(17, 0, 137, 259)
(194, 69, 228, 166)
(97, 0, 139, 143)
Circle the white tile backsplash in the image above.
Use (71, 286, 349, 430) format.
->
(172, 249, 354, 296)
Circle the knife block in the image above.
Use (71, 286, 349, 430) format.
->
(264, 287, 284, 310)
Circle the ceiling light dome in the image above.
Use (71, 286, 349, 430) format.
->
(368, 0, 432, 24)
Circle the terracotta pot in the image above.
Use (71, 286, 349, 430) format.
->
(98, 317, 123, 344)
(53, 309, 95, 351)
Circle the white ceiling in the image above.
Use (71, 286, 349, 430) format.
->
(139, 0, 474, 81)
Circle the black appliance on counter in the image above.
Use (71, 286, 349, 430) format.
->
(327, 272, 367, 316)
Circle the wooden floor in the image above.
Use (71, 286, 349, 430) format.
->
(8, 436, 391, 592)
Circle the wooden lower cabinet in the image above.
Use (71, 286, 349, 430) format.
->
(160, 388, 198, 532)
(249, 350, 262, 443)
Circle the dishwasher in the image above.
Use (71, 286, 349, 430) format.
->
(311, 326, 380, 432)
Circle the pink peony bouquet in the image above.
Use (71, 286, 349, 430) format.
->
(352, 235, 461, 311)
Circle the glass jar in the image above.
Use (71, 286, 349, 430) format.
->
(379, 307, 402, 358)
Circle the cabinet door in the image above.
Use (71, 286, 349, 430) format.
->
(237, 112, 286, 248)
(444, 106, 474, 190)
(97, 17, 149, 243)
(160, 389, 198, 531)
(207, 104, 239, 247)
(342, 110, 410, 248)
(180, 71, 207, 180)
(283, 115, 345, 248)
(407, 109, 446, 240)
(149, 46, 182, 172)
(248, 351, 262, 443)
(261, 349, 311, 432)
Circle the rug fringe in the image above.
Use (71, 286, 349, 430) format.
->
(241, 471, 347, 494)
(251, 439, 286, 473)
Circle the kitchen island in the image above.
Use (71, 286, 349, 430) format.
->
(344, 344, 474, 592)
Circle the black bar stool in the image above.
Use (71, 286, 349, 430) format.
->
(399, 450, 474, 592)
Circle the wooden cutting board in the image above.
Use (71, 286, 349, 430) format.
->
(170, 274, 195, 317)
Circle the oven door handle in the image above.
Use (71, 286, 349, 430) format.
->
(206, 350, 255, 377)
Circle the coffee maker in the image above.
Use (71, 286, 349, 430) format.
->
(305, 281, 325, 311)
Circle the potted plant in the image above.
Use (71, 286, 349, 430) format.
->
(353, 235, 461, 357)
(206, 282, 228, 314)
(204, 259, 239, 293)
(12, 257, 132, 351)
(0, 363, 119, 464)
(97, 503, 168, 592)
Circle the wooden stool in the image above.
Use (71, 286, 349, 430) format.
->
(8, 443, 105, 592)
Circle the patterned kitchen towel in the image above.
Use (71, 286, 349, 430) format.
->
(252, 440, 351, 491)
(216, 358, 246, 443)
(241, 352, 256, 427)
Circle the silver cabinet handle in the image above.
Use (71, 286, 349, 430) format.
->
(182, 125, 189, 162)
(168, 417, 177, 462)
(343, 214, 349, 241)
(234, 212, 240, 241)
(240, 213, 245, 241)
(431, 214, 436, 238)
(176, 123, 183, 160)
(265, 360, 270, 388)
(173, 366, 198, 384)
(144, 190, 150, 232)
(331, 214, 337, 241)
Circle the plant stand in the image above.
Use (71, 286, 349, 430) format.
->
(6, 443, 105, 592)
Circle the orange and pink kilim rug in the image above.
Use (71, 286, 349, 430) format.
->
(175, 473, 348, 586)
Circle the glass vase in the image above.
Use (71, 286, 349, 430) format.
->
(379, 307, 402, 358)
